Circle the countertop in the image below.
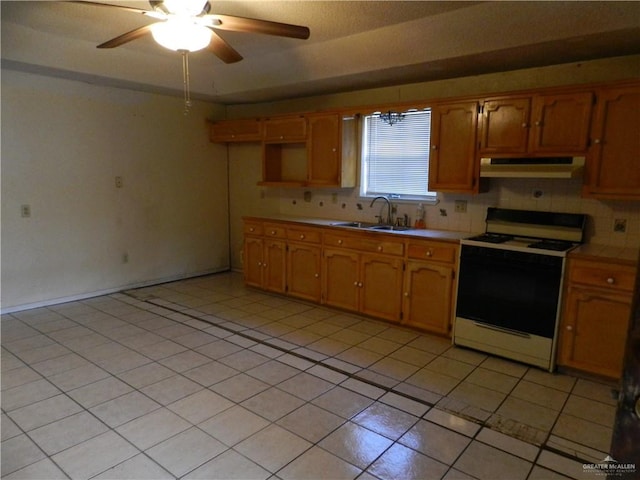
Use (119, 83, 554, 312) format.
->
(243, 215, 474, 243)
(569, 243, 640, 266)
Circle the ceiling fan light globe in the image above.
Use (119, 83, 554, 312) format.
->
(151, 20, 212, 52)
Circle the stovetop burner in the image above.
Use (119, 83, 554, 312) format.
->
(527, 240, 575, 252)
(467, 233, 514, 244)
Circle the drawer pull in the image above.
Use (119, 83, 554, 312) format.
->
(338, 240, 343, 245)
(271, 230, 276, 235)
(377, 246, 383, 252)
(300, 234, 305, 239)
(314, 273, 319, 278)
(607, 277, 615, 285)
(404, 292, 409, 297)
(249, 227, 255, 232)
(566, 325, 573, 331)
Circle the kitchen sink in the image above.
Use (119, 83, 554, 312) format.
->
(330, 221, 413, 231)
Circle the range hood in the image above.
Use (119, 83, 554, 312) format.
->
(480, 156, 585, 179)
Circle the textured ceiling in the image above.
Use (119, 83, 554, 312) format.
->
(2, 1, 640, 104)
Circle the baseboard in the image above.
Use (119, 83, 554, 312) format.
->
(1, 267, 230, 314)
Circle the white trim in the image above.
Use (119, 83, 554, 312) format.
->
(1, 267, 230, 314)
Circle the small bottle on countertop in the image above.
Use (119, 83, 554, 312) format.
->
(414, 203, 426, 229)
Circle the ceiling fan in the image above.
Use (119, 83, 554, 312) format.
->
(73, 0, 311, 63)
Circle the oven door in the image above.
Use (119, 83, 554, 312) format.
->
(455, 245, 564, 338)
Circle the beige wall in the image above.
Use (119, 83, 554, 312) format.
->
(227, 56, 640, 271)
(1, 70, 229, 311)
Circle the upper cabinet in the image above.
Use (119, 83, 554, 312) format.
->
(209, 118, 263, 142)
(429, 100, 480, 194)
(479, 91, 593, 156)
(260, 113, 357, 188)
(582, 82, 640, 200)
(263, 116, 307, 142)
(307, 113, 357, 188)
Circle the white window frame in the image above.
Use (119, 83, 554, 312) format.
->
(359, 109, 437, 204)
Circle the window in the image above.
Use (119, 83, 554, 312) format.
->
(360, 109, 436, 202)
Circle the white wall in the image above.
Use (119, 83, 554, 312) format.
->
(227, 56, 640, 270)
(1, 70, 229, 311)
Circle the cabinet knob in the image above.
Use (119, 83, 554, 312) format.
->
(431, 145, 438, 150)
(404, 292, 409, 297)
(332, 148, 337, 152)
(314, 273, 319, 278)
(271, 230, 276, 235)
(300, 234, 305, 239)
(607, 277, 615, 285)
(566, 325, 573, 331)
(249, 227, 255, 232)
(377, 246, 383, 252)
(358, 282, 363, 288)
(522, 123, 528, 128)
(338, 239, 343, 245)
(257, 261, 262, 266)
(594, 138, 601, 144)
(280, 135, 284, 139)
(263, 263, 267, 268)
(353, 281, 359, 286)
(535, 121, 542, 126)
(426, 250, 433, 257)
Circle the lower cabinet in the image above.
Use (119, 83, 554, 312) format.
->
(243, 221, 287, 293)
(403, 261, 455, 335)
(243, 218, 459, 336)
(287, 242, 322, 302)
(558, 258, 636, 379)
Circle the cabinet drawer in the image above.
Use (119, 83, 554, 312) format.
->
(287, 226, 322, 244)
(263, 223, 287, 239)
(244, 222, 263, 236)
(407, 241, 457, 263)
(568, 260, 637, 292)
(323, 232, 404, 256)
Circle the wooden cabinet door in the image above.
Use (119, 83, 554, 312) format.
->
(264, 117, 307, 142)
(287, 243, 322, 302)
(244, 237, 264, 288)
(529, 92, 593, 154)
(307, 114, 340, 186)
(559, 286, 632, 379)
(480, 96, 531, 154)
(209, 119, 262, 143)
(402, 261, 454, 335)
(322, 248, 360, 311)
(583, 84, 640, 200)
(360, 254, 403, 322)
(263, 240, 286, 293)
(429, 101, 479, 193)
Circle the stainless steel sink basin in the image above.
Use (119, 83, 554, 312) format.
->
(330, 222, 413, 231)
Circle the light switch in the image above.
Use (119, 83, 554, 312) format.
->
(21, 204, 31, 218)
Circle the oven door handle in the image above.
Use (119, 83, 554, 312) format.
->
(474, 321, 531, 339)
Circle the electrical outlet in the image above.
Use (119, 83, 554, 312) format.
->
(613, 218, 627, 233)
(122, 253, 129, 263)
(115, 176, 123, 188)
(20, 204, 31, 218)
(454, 200, 467, 213)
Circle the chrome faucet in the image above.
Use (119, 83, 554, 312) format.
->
(370, 196, 392, 224)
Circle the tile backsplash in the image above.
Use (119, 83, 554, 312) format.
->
(276, 178, 640, 248)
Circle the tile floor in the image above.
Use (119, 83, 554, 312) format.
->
(2, 272, 619, 479)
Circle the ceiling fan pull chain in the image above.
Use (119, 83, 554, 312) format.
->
(180, 49, 192, 115)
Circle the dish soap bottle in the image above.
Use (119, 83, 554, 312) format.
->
(414, 203, 426, 229)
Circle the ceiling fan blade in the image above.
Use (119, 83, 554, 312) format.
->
(209, 14, 310, 40)
(97, 24, 155, 48)
(206, 29, 243, 63)
(70, 1, 149, 15)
